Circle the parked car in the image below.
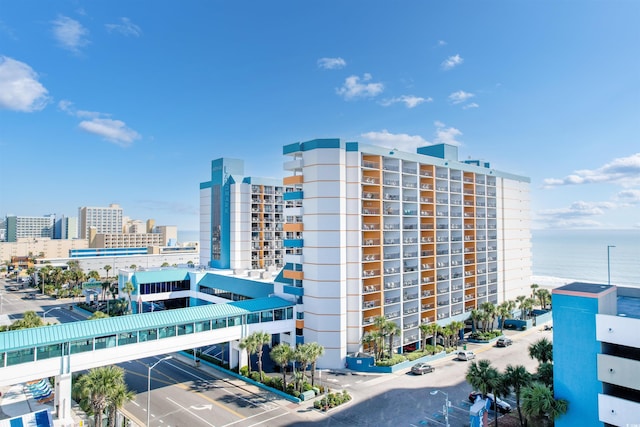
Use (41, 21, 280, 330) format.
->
(456, 350, 475, 361)
(496, 337, 513, 347)
(411, 362, 435, 375)
(544, 324, 553, 331)
(469, 392, 512, 414)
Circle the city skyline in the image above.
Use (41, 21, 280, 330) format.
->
(0, 1, 638, 231)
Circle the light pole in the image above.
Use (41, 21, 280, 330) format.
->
(147, 356, 172, 427)
(430, 390, 450, 427)
(43, 307, 62, 320)
(607, 245, 615, 286)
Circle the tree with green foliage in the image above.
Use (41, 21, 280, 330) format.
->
(270, 343, 294, 391)
(529, 337, 553, 364)
(8, 311, 45, 330)
(89, 311, 110, 320)
(307, 342, 325, 387)
(239, 334, 258, 375)
(103, 265, 112, 279)
(504, 364, 532, 427)
(122, 281, 135, 313)
(73, 365, 130, 427)
(252, 331, 271, 380)
(106, 382, 135, 427)
(466, 360, 503, 426)
(521, 382, 568, 426)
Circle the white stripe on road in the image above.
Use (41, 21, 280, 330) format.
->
(166, 396, 216, 427)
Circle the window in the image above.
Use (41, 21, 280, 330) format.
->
(70, 339, 93, 354)
(286, 307, 294, 319)
(95, 335, 117, 350)
(177, 323, 194, 335)
(6, 348, 35, 366)
(118, 332, 138, 346)
(195, 320, 211, 332)
(37, 344, 63, 360)
(246, 313, 260, 324)
(140, 329, 158, 342)
(159, 326, 176, 339)
(274, 308, 285, 321)
(228, 316, 242, 327)
(260, 310, 273, 322)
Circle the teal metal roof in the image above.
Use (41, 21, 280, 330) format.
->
(133, 269, 190, 284)
(197, 273, 274, 298)
(0, 297, 292, 351)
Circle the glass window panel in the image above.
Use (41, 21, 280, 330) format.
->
(37, 344, 63, 360)
(286, 307, 294, 319)
(118, 332, 138, 346)
(228, 316, 242, 327)
(139, 329, 157, 342)
(177, 324, 194, 335)
(212, 318, 226, 329)
(260, 310, 273, 322)
(195, 321, 210, 332)
(159, 326, 176, 338)
(247, 313, 260, 324)
(95, 335, 116, 350)
(274, 308, 284, 321)
(70, 339, 93, 354)
(7, 348, 35, 366)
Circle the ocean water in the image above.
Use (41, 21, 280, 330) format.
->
(532, 229, 640, 288)
(180, 229, 639, 287)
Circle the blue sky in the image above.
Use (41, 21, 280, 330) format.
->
(0, 1, 638, 232)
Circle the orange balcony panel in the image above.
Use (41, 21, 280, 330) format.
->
(284, 269, 304, 280)
(284, 175, 304, 185)
(296, 319, 304, 329)
(284, 223, 304, 232)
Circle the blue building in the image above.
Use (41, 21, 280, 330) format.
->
(553, 283, 640, 427)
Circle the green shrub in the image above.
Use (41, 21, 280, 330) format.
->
(239, 366, 249, 377)
(375, 354, 406, 366)
(313, 390, 352, 411)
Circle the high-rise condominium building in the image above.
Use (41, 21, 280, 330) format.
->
(78, 204, 124, 239)
(5, 215, 55, 242)
(200, 158, 289, 270)
(276, 139, 531, 366)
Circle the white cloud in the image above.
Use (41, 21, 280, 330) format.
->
(52, 15, 89, 53)
(0, 56, 49, 112)
(463, 102, 479, 110)
(441, 54, 463, 70)
(58, 99, 101, 118)
(543, 153, 640, 188)
(360, 129, 430, 152)
(615, 189, 640, 205)
(434, 121, 463, 146)
(536, 201, 616, 229)
(448, 90, 475, 105)
(336, 73, 384, 100)
(105, 17, 142, 37)
(317, 57, 346, 70)
(437, 40, 447, 47)
(78, 118, 141, 146)
(380, 95, 432, 108)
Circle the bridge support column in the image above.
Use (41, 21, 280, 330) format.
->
(230, 340, 241, 370)
(54, 373, 73, 426)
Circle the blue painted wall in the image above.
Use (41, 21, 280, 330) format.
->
(553, 293, 602, 427)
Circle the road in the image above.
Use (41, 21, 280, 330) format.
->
(119, 327, 552, 427)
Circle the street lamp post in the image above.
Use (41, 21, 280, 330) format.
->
(147, 356, 172, 427)
(430, 390, 450, 427)
(43, 307, 62, 320)
(607, 245, 615, 286)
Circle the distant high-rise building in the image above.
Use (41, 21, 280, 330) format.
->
(55, 215, 78, 239)
(5, 215, 55, 242)
(78, 204, 123, 238)
(0, 217, 6, 242)
(200, 158, 289, 270)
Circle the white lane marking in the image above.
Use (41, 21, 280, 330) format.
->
(166, 396, 216, 427)
(222, 407, 284, 427)
(247, 409, 290, 427)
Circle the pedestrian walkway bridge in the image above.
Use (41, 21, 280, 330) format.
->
(0, 296, 295, 387)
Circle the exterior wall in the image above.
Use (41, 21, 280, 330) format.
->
(230, 182, 251, 269)
(78, 204, 123, 239)
(280, 139, 531, 370)
(0, 238, 89, 261)
(6, 216, 55, 242)
(199, 185, 212, 267)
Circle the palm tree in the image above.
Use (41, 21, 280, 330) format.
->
(466, 359, 502, 426)
(252, 331, 272, 380)
(129, 264, 137, 270)
(425, 323, 442, 353)
(122, 281, 135, 313)
(8, 311, 44, 330)
(106, 382, 135, 427)
(536, 362, 554, 389)
(101, 280, 110, 303)
(373, 316, 389, 358)
(74, 365, 126, 427)
(239, 334, 258, 375)
(536, 289, 551, 310)
(294, 343, 314, 391)
(481, 302, 496, 331)
(530, 283, 539, 300)
(524, 298, 536, 319)
(497, 302, 511, 331)
(104, 265, 112, 280)
(270, 343, 294, 391)
(384, 320, 401, 358)
(528, 338, 553, 364)
(521, 382, 568, 426)
(361, 331, 377, 356)
(470, 309, 481, 332)
(307, 342, 325, 387)
(449, 320, 465, 347)
(504, 364, 532, 426)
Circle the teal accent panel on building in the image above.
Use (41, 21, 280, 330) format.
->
(417, 143, 458, 161)
(197, 273, 274, 299)
(283, 285, 303, 296)
(283, 239, 304, 248)
(283, 142, 301, 155)
(133, 269, 190, 284)
(553, 293, 603, 427)
(346, 142, 359, 151)
(300, 138, 341, 151)
(283, 191, 303, 200)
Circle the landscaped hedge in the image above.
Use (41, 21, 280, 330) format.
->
(469, 330, 503, 341)
(313, 390, 352, 411)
